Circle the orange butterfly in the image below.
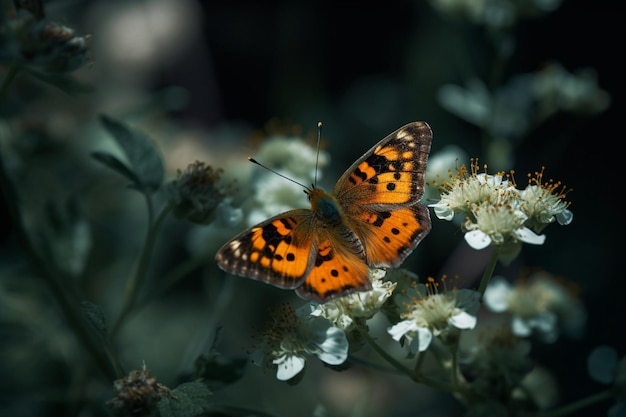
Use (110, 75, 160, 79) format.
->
(215, 122, 432, 302)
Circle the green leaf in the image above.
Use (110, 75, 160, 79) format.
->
(91, 151, 142, 187)
(99, 115, 165, 193)
(157, 382, 211, 417)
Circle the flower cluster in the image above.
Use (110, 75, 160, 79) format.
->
(429, 159, 572, 263)
(483, 271, 586, 342)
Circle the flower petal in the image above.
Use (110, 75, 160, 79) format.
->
(273, 354, 305, 381)
(448, 310, 477, 330)
(416, 326, 433, 352)
(388, 320, 417, 342)
(557, 209, 573, 225)
(315, 326, 348, 365)
(511, 316, 532, 337)
(483, 278, 512, 312)
(465, 230, 492, 249)
(514, 227, 546, 245)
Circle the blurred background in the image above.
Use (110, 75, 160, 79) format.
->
(0, 0, 623, 416)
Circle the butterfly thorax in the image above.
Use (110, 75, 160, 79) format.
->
(308, 187, 343, 225)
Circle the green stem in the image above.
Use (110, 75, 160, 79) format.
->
(413, 348, 425, 374)
(0, 61, 21, 101)
(110, 202, 173, 337)
(449, 343, 460, 390)
(357, 327, 457, 394)
(522, 389, 613, 417)
(0, 146, 116, 380)
(477, 246, 499, 298)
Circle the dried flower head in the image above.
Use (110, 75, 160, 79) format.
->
(168, 161, 231, 225)
(106, 363, 171, 417)
(1, 7, 90, 73)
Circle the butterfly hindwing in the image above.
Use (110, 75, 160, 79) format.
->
(296, 231, 372, 302)
(215, 210, 315, 289)
(351, 204, 431, 268)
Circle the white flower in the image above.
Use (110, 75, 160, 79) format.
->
(388, 277, 480, 353)
(518, 167, 573, 233)
(429, 160, 514, 222)
(253, 303, 348, 381)
(309, 269, 394, 331)
(483, 273, 586, 342)
(463, 200, 546, 250)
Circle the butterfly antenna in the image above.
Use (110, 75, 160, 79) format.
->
(247, 157, 309, 190)
(314, 121, 322, 187)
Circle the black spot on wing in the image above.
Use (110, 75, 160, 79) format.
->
(372, 211, 391, 227)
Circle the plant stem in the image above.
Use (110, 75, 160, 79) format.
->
(357, 327, 457, 394)
(449, 343, 460, 390)
(110, 202, 173, 337)
(477, 246, 499, 298)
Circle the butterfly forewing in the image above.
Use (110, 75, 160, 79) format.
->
(334, 122, 432, 205)
(215, 210, 315, 289)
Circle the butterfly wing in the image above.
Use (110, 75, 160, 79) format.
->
(215, 210, 316, 289)
(333, 121, 432, 267)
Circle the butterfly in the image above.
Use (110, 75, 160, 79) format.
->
(215, 121, 432, 303)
